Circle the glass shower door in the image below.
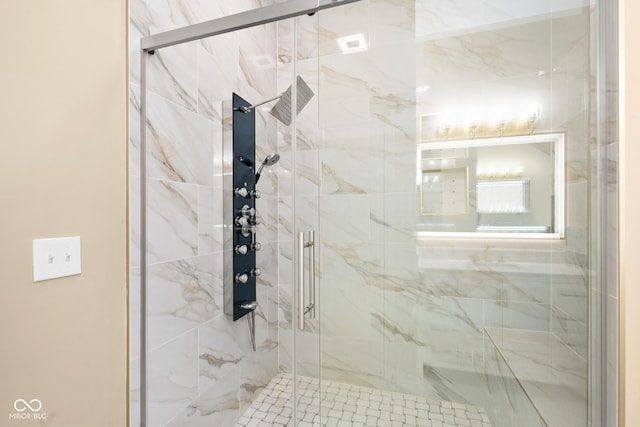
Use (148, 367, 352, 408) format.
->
(306, 1, 597, 427)
(136, 11, 302, 426)
(287, 8, 323, 427)
(132, 0, 611, 424)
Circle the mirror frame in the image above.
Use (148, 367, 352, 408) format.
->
(416, 132, 565, 239)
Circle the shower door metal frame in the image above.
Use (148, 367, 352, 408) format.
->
(592, 0, 619, 425)
(137, 1, 361, 425)
(140, 0, 360, 52)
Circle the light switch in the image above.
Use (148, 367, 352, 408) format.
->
(33, 237, 82, 282)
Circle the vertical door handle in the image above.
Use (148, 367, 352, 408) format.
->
(297, 232, 305, 330)
(297, 231, 316, 330)
(308, 231, 315, 319)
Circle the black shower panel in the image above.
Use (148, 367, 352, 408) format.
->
(231, 92, 260, 321)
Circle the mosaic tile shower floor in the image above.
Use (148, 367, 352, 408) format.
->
(235, 373, 491, 427)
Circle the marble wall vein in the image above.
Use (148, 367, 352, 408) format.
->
(277, 1, 592, 425)
(129, 1, 280, 426)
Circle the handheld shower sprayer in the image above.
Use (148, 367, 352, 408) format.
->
(255, 153, 280, 184)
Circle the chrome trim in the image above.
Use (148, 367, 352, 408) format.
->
(139, 49, 148, 427)
(308, 231, 315, 318)
(140, 0, 362, 52)
(594, 0, 618, 424)
(298, 231, 316, 330)
(234, 187, 248, 198)
(297, 231, 305, 330)
(247, 310, 256, 352)
(239, 301, 258, 310)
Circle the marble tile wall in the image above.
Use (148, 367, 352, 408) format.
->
(274, 1, 594, 425)
(129, 1, 281, 426)
(549, 6, 591, 361)
(486, 327, 587, 426)
(129, 1, 597, 426)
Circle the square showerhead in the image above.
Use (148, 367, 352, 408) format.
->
(270, 75, 314, 126)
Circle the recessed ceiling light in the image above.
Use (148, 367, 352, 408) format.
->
(336, 33, 368, 54)
(250, 54, 276, 70)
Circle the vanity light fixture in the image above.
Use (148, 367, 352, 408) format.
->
(441, 114, 455, 139)
(526, 103, 542, 134)
(466, 110, 481, 138)
(432, 104, 543, 139)
(497, 107, 512, 136)
(476, 166, 524, 180)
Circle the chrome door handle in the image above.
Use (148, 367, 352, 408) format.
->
(308, 231, 315, 319)
(297, 231, 316, 330)
(297, 232, 304, 330)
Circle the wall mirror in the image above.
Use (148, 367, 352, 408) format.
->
(416, 133, 565, 239)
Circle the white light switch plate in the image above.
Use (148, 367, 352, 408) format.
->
(33, 237, 82, 282)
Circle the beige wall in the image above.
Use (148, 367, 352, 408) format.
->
(620, 0, 640, 425)
(0, 0, 128, 426)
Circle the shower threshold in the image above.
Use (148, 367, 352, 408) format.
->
(235, 372, 491, 427)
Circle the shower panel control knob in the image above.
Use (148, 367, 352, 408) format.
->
(235, 245, 248, 255)
(250, 242, 261, 252)
(249, 268, 261, 278)
(235, 273, 249, 284)
(248, 216, 261, 226)
(235, 216, 249, 227)
(234, 187, 249, 198)
(240, 224, 256, 237)
(249, 189, 261, 199)
(240, 205, 255, 217)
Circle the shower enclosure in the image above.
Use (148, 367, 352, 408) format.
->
(129, 0, 617, 426)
